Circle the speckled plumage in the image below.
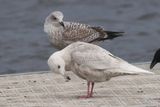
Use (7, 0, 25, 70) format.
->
(44, 11, 123, 49)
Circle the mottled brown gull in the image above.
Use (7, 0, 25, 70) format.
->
(48, 42, 154, 98)
(44, 11, 124, 49)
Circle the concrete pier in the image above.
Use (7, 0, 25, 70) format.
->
(0, 62, 160, 107)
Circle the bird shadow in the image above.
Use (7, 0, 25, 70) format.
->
(55, 94, 114, 100)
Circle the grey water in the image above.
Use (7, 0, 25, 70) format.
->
(0, 0, 160, 74)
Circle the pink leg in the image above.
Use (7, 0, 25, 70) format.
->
(89, 82, 94, 97)
(79, 81, 94, 99)
(87, 81, 90, 96)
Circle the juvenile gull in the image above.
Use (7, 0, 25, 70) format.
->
(44, 11, 124, 49)
(48, 42, 154, 98)
(150, 48, 160, 69)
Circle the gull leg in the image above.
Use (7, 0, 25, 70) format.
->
(89, 82, 94, 97)
(79, 81, 92, 98)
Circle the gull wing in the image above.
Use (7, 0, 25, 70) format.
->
(63, 22, 123, 43)
(70, 44, 153, 74)
(71, 48, 122, 70)
(63, 22, 101, 42)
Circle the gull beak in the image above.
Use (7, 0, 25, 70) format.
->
(65, 75, 71, 82)
(59, 21, 65, 28)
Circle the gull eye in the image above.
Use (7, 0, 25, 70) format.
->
(58, 65, 61, 69)
(51, 15, 57, 20)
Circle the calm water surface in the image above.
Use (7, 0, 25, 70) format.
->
(0, 0, 160, 74)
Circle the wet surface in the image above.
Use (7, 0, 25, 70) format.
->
(0, 0, 160, 74)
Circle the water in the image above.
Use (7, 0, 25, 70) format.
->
(0, 0, 160, 74)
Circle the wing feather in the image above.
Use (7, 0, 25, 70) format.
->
(71, 48, 152, 74)
(70, 42, 151, 73)
(63, 22, 101, 42)
(71, 49, 122, 70)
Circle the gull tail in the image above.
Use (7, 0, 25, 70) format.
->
(90, 27, 124, 43)
(105, 31, 124, 40)
(121, 62, 154, 75)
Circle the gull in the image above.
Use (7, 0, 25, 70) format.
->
(150, 48, 160, 69)
(44, 11, 124, 49)
(47, 42, 154, 98)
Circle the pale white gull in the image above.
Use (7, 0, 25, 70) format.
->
(47, 42, 154, 98)
(44, 11, 124, 49)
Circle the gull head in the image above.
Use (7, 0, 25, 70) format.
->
(48, 51, 66, 76)
(45, 11, 64, 28)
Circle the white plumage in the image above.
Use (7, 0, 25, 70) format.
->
(48, 42, 154, 98)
